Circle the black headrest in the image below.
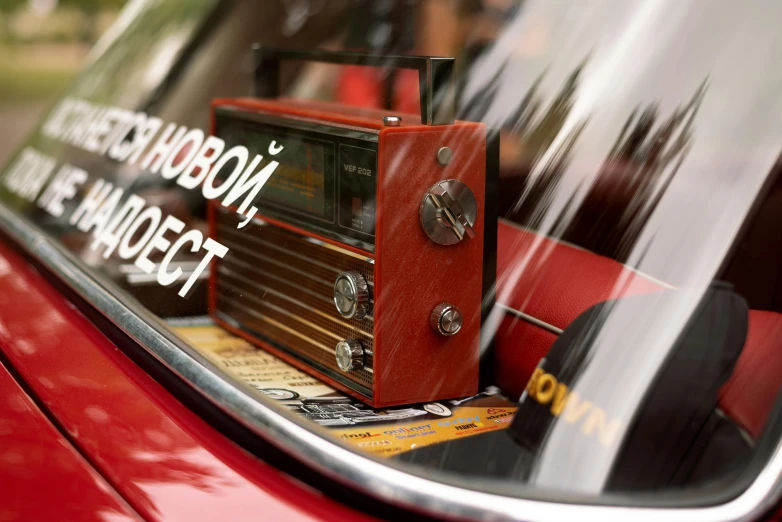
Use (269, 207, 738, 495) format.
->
(511, 284, 748, 490)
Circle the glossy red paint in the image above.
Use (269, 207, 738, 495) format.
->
(0, 359, 139, 521)
(0, 240, 375, 522)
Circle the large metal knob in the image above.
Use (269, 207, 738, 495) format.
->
(419, 179, 477, 245)
(336, 339, 365, 371)
(333, 271, 370, 319)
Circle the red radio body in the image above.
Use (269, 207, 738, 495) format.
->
(208, 48, 497, 407)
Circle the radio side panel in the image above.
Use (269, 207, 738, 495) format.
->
(374, 124, 485, 406)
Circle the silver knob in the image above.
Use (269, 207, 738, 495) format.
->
(419, 179, 477, 245)
(333, 271, 370, 319)
(336, 339, 364, 371)
(430, 303, 463, 336)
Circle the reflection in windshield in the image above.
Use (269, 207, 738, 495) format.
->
(3, 0, 782, 510)
(72, 0, 218, 109)
(506, 78, 709, 262)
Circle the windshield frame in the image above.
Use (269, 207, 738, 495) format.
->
(1, 189, 781, 522)
(4, 0, 782, 517)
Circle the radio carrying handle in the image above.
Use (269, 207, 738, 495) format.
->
(251, 45, 456, 126)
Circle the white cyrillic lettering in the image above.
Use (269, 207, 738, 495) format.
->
(37, 164, 87, 217)
(42, 98, 72, 141)
(201, 145, 248, 200)
(70, 179, 112, 227)
(134, 215, 185, 273)
(82, 107, 110, 153)
(58, 99, 83, 144)
(179, 238, 227, 297)
(125, 114, 163, 165)
(3, 149, 57, 202)
(65, 101, 97, 148)
(176, 135, 225, 190)
(108, 112, 144, 161)
(158, 229, 203, 287)
(2, 149, 32, 193)
(118, 206, 162, 260)
(222, 156, 278, 228)
(80, 186, 123, 237)
(68, 179, 108, 225)
(97, 108, 134, 155)
(90, 194, 146, 258)
(221, 154, 262, 208)
(139, 123, 186, 173)
(160, 128, 203, 180)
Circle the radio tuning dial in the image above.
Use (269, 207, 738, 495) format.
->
(420, 179, 477, 245)
(336, 339, 365, 371)
(333, 271, 370, 319)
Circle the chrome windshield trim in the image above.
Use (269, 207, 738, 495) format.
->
(0, 202, 781, 522)
(497, 303, 564, 335)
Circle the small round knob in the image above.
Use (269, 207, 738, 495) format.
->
(430, 303, 463, 336)
(336, 340, 365, 371)
(333, 271, 370, 319)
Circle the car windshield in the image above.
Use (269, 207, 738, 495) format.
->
(3, 0, 782, 513)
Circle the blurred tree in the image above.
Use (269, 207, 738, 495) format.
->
(0, 0, 27, 42)
(58, 0, 126, 42)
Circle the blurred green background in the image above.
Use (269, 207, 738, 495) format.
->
(0, 0, 125, 164)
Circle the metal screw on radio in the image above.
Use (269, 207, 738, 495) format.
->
(436, 146, 453, 165)
(382, 116, 402, 126)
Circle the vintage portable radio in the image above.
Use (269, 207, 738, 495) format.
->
(208, 47, 497, 407)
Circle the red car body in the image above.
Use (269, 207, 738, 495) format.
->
(0, 239, 371, 521)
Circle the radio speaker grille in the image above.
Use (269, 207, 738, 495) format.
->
(212, 207, 375, 395)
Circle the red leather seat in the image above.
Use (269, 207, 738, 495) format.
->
(719, 310, 782, 438)
(495, 221, 667, 398)
(496, 221, 782, 439)
(336, 66, 420, 114)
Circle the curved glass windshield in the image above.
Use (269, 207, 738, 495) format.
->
(3, 0, 782, 511)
